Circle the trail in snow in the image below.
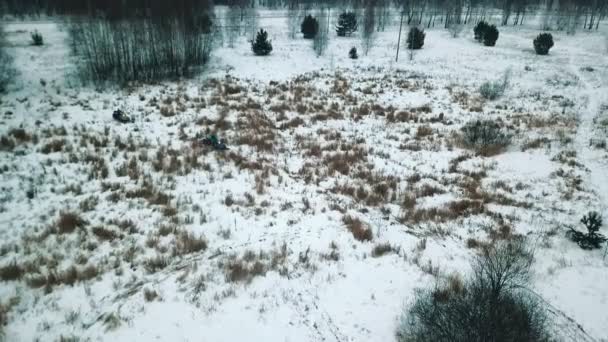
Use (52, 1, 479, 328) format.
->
(570, 58, 608, 219)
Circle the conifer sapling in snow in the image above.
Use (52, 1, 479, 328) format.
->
(301, 15, 319, 39)
(483, 25, 499, 46)
(567, 211, 607, 249)
(251, 29, 273, 56)
(474, 21, 489, 42)
(406, 27, 425, 50)
(349, 47, 358, 59)
(534, 33, 554, 55)
(31, 30, 44, 46)
(336, 12, 358, 37)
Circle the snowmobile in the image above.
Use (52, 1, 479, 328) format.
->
(201, 135, 228, 151)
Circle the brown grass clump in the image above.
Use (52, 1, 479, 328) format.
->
(56, 211, 87, 234)
(372, 243, 399, 257)
(8, 128, 31, 143)
(143, 288, 159, 302)
(144, 255, 170, 274)
(342, 215, 373, 242)
(173, 230, 207, 256)
(401, 200, 485, 224)
(92, 226, 119, 241)
(25, 264, 100, 289)
(225, 258, 267, 283)
(40, 139, 66, 154)
(415, 125, 433, 139)
(415, 184, 445, 198)
(0, 261, 24, 281)
(324, 146, 368, 175)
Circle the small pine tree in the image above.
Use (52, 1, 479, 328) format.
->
(533, 33, 554, 55)
(582, 211, 603, 236)
(474, 21, 489, 42)
(336, 12, 358, 37)
(31, 30, 44, 46)
(349, 47, 358, 59)
(483, 25, 499, 46)
(406, 27, 425, 50)
(251, 29, 273, 56)
(301, 15, 319, 39)
(567, 211, 606, 249)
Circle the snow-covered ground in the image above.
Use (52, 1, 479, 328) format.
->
(1, 10, 608, 342)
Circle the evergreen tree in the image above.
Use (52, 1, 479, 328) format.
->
(336, 12, 358, 37)
(301, 14, 319, 39)
(251, 29, 273, 56)
(406, 27, 425, 50)
(567, 211, 606, 250)
(483, 25, 499, 46)
(533, 33, 554, 55)
(349, 47, 358, 59)
(31, 30, 44, 46)
(474, 21, 489, 42)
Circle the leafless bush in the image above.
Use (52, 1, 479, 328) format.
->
(92, 226, 118, 241)
(0, 261, 24, 281)
(143, 288, 159, 302)
(40, 139, 66, 154)
(397, 239, 548, 342)
(342, 215, 373, 242)
(25, 264, 99, 289)
(144, 255, 170, 274)
(56, 211, 87, 234)
(448, 23, 464, 38)
(225, 257, 267, 283)
(0, 297, 18, 337)
(461, 120, 511, 156)
(173, 230, 207, 256)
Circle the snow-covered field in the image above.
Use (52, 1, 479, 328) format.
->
(1, 10, 608, 342)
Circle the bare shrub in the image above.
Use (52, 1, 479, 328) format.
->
(479, 70, 511, 100)
(143, 288, 159, 302)
(40, 139, 66, 154)
(0, 261, 23, 281)
(225, 257, 267, 283)
(415, 125, 433, 139)
(342, 215, 373, 242)
(372, 243, 398, 257)
(56, 211, 87, 234)
(144, 255, 170, 274)
(397, 239, 548, 342)
(92, 226, 118, 241)
(173, 230, 207, 256)
(25, 264, 99, 289)
(461, 120, 511, 156)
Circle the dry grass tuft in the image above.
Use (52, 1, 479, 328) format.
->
(56, 211, 87, 234)
(173, 230, 207, 256)
(342, 215, 373, 242)
(0, 261, 24, 281)
(143, 288, 159, 302)
(372, 243, 399, 257)
(25, 264, 99, 289)
(40, 139, 66, 154)
(144, 255, 170, 274)
(92, 226, 119, 241)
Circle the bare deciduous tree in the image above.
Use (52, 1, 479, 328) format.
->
(361, 0, 376, 56)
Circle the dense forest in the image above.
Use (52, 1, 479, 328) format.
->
(0, 0, 605, 83)
(1, 0, 606, 31)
